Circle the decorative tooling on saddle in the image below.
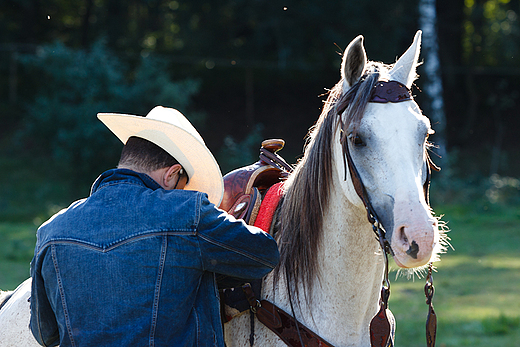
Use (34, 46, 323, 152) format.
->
(218, 139, 289, 225)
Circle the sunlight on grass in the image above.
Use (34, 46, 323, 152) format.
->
(389, 252, 520, 346)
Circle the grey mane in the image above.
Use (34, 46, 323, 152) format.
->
(273, 62, 389, 304)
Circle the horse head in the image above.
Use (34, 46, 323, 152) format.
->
(337, 30, 445, 270)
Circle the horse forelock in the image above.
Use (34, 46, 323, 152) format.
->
(274, 62, 390, 304)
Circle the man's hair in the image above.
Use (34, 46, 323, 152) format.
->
(118, 136, 179, 172)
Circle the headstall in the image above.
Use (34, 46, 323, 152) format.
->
(341, 80, 440, 347)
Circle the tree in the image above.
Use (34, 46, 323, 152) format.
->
(419, 0, 448, 164)
(17, 39, 200, 194)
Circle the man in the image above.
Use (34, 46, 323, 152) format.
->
(30, 106, 280, 346)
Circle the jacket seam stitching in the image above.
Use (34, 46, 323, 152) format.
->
(198, 233, 277, 268)
(37, 231, 196, 255)
(149, 235, 167, 346)
(51, 245, 76, 347)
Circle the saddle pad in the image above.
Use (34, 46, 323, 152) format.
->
(254, 182, 284, 233)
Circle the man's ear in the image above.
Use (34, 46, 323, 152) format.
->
(162, 164, 183, 190)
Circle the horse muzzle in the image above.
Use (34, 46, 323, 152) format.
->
(390, 202, 437, 268)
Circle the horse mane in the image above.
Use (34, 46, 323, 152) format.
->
(274, 62, 390, 304)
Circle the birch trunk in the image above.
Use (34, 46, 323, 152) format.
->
(419, 0, 448, 163)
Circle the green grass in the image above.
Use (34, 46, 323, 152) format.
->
(388, 203, 520, 346)
(1, 203, 519, 346)
(0, 222, 37, 290)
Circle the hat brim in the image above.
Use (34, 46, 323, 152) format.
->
(98, 113, 223, 205)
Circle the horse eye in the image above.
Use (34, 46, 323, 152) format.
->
(353, 134, 365, 147)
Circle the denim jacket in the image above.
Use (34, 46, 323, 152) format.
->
(30, 169, 279, 347)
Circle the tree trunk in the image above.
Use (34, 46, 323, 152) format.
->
(419, 0, 448, 165)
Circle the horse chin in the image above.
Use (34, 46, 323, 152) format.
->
(392, 254, 431, 269)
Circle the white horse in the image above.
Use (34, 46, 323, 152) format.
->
(0, 31, 447, 347)
(0, 279, 33, 346)
(223, 31, 447, 347)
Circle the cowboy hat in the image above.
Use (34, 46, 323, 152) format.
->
(98, 106, 224, 205)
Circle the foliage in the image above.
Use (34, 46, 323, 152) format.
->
(216, 124, 265, 173)
(0, 156, 69, 222)
(16, 39, 200, 194)
(462, 0, 520, 66)
(0, 222, 35, 289)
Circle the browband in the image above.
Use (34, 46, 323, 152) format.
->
(370, 80, 412, 103)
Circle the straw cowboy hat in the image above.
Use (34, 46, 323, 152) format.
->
(98, 106, 224, 205)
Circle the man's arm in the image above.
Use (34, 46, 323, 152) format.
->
(196, 195, 280, 280)
(30, 253, 60, 347)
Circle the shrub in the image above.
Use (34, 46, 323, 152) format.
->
(17, 39, 200, 194)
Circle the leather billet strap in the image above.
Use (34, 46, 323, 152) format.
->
(242, 284, 334, 347)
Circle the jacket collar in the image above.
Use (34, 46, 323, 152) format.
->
(91, 168, 162, 195)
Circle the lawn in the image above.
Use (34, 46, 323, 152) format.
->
(0, 203, 519, 346)
(389, 204, 520, 346)
(0, 222, 36, 290)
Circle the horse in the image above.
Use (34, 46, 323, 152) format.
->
(223, 30, 448, 347)
(0, 30, 447, 347)
(0, 279, 34, 346)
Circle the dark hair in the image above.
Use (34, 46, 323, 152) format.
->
(118, 136, 179, 172)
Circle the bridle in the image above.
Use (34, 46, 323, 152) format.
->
(338, 80, 440, 347)
(242, 80, 441, 347)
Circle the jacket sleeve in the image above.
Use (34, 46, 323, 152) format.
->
(30, 250, 60, 347)
(195, 194, 280, 281)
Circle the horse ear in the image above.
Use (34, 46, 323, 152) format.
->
(389, 30, 422, 88)
(341, 35, 367, 91)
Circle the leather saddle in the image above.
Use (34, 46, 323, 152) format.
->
(218, 139, 291, 226)
(218, 139, 291, 323)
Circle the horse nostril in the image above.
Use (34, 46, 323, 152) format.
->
(398, 226, 419, 258)
(399, 226, 408, 243)
(406, 240, 419, 259)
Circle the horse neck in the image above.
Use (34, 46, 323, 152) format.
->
(264, 170, 386, 346)
(309, 181, 385, 343)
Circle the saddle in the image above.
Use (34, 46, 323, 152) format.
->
(218, 139, 291, 225)
(218, 139, 337, 347)
(218, 139, 290, 323)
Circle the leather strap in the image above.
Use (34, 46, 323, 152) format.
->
(371, 80, 413, 103)
(242, 284, 334, 347)
(256, 300, 334, 347)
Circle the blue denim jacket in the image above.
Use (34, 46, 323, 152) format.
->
(30, 169, 279, 347)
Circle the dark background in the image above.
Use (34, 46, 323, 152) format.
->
(1, 0, 519, 220)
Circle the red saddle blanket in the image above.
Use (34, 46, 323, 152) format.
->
(253, 182, 284, 233)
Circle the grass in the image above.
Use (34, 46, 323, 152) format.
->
(388, 203, 520, 346)
(0, 222, 36, 290)
(0, 189, 519, 346)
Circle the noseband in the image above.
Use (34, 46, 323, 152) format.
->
(339, 80, 440, 347)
